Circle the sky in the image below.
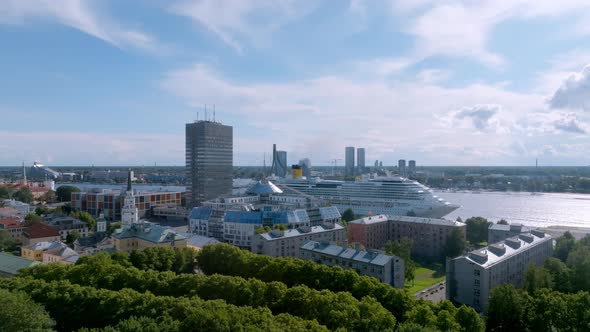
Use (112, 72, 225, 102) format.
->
(1, 0, 590, 166)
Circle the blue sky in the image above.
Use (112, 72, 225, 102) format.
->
(1, 0, 590, 166)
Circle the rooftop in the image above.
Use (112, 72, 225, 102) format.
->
(0, 252, 39, 276)
(24, 222, 60, 239)
(387, 215, 464, 227)
(44, 214, 87, 227)
(488, 223, 531, 232)
(257, 223, 344, 241)
(349, 215, 389, 225)
(300, 240, 397, 267)
(25, 241, 67, 251)
(113, 222, 186, 244)
(246, 180, 284, 195)
(185, 234, 220, 248)
(462, 231, 552, 268)
(0, 218, 22, 228)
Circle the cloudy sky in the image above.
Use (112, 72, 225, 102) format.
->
(1, 0, 590, 166)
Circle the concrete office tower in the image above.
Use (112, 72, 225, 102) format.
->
(379, 161, 383, 167)
(398, 159, 406, 177)
(357, 148, 365, 174)
(186, 120, 233, 208)
(408, 160, 416, 176)
(345, 146, 355, 176)
(299, 158, 311, 177)
(374, 160, 379, 168)
(271, 144, 288, 177)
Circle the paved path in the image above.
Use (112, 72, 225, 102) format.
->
(414, 281, 446, 303)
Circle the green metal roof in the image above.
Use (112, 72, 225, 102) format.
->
(0, 252, 39, 277)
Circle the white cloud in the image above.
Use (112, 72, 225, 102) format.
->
(0, 0, 162, 53)
(0, 131, 185, 166)
(549, 65, 590, 111)
(416, 69, 451, 84)
(160, 63, 587, 165)
(391, 0, 590, 68)
(170, 0, 316, 53)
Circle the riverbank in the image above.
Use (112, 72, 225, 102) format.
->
(538, 225, 590, 240)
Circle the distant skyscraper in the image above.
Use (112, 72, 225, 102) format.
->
(374, 160, 379, 168)
(357, 148, 365, 174)
(186, 120, 233, 208)
(408, 160, 416, 176)
(398, 159, 406, 177)
(299, 158, 311, 177)
(379, 161, 383, 167)
(345, 147, 355, 177)
(271, 144, 288, 177)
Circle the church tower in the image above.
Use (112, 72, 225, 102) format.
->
(121, 169, 138, 229)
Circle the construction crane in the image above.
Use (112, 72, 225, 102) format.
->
(327, 158, 343, 176)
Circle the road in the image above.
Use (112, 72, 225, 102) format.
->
(414, 281, 446, 303)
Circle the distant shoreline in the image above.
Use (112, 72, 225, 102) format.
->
(539, 225, 590, 240)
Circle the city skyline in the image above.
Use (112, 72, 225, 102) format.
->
(1, 1, 590, 166)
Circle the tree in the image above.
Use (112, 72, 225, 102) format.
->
(12, 187, 33, 203)
(24, 213, 42, 225)
(56, 185, 81, 202)
(35, 206, 49, 216)
(66, 231, 81, 245)
(455, 305, 485, 332)
(107, 221, 122, 236)
(543, 257, 572, 293)
(0, 186, 14, 199)
(385, 238, 416, 284)
(554, 231, 575, 262)
(0, 229, 17, 252)
(487, 285, 529, 332)
(497, 219, 509, 225)
(71, 211, 97, 231)
(444, 228, 466, 258)
(341, 208, 355, 222)
(464, 217, 490, 244)
(523, 264, 553, 293)
(0, 289, 55, 332)
(40, 190, 57, 204)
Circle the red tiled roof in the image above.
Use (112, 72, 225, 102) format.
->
(23, 222, 59, 239)
(0, 218, 22, 228)
(0, 207, 21, 216)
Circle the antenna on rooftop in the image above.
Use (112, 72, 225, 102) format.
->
(213, 104, 216, 122)
(204, 104, 208, 121)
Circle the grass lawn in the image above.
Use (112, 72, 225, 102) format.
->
(406, 266, 445, 294)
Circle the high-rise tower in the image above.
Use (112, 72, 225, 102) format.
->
(271, 144, 288, 177)
(398, 159, 406, 177)
(186, 120, 233, 208)
(357, 148, 365, 174)
(345, 147, 355, 177)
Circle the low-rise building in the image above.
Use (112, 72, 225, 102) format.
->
(185, 234, 220, 251)
(252, 223, 346, 257)
(0, 218, 25, 243)
(347, 214, 466, 260)
(22, 222, 60, 246)
(152, 205, 188, 221)
(446, 230, 553, 312)
(74, 233, 114, 255)
(43, 214, 90, 240)
(112, 222, 187, 252)
(488, 223, 531, 244)
(0, 207, 23, 220)
(0, 252, 39, 277)
(300, 240, 405, 288)
(21, 241, 80, 264)
(2, 199, 30, 216)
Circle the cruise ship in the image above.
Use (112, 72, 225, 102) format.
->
(279, 177, 459, 218)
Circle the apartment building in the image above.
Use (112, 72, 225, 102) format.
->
(488, 223, 531, 244)
(347, 214, 466, 259)
(446, 230, 553, 312)
(71, 189, 183, 221)
(300, 240, 405, 288)
(251, 223, 346, 257)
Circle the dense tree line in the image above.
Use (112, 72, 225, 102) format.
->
(523, 232, 590, 294)
(464, 217, 491, 245)
(0, 288, 55, 331)
(195, 243, 484, 331)
(487, 285, 590, 332)
(20, 257, 397, 332)
(0, 277, 327, 332)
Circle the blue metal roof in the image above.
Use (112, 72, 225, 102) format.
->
(224, 211, 263, 224)
(190, 207, 213, 220)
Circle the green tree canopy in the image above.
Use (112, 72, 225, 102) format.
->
(24, 213, 43, 225)
(0, 229, 17, 252)
(71, 211, 97, 231)
(464, 217, 490, 244)
(0, 186, 14, 200)
(341, 208, 355, 222)
(0, 288, 55, 332)
(385, 238, 416, 284)
(56, 185, 81, 202)
(444, 228, 466, 258)
(12, 187, 34, 203)
(66, 231, 81, 245)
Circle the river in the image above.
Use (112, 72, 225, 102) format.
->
(436, 191, 590, 228)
